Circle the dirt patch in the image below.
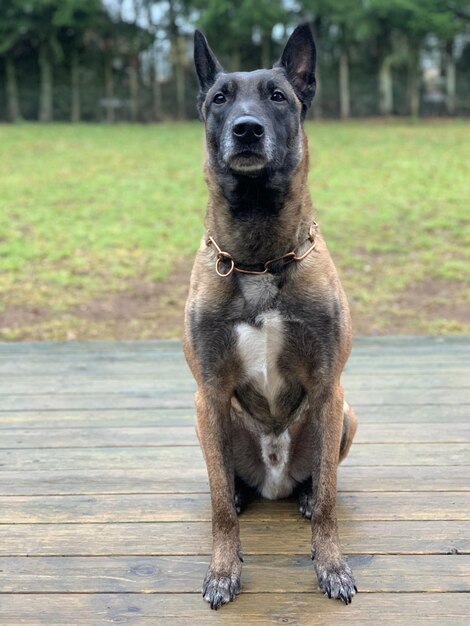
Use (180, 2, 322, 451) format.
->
(1, 268, 468, 340)
(397, 279, 469, 321)
(352, 278, 470, 335)
(0, 306, 49, 329)
(72, 258, 192, 339)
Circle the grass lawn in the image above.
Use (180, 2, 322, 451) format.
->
(0, 120, 469, 340)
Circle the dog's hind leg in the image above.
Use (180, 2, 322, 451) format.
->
(339, 401, 358, 463)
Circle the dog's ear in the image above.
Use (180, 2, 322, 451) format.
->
(275, 23, 316, 117)
(194, 30, 223, 113)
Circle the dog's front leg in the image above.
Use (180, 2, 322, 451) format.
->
(195, 389, 242, 610)
(309, 385, 357, 603)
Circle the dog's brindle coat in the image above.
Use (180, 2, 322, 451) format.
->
(183, 24, 358, 609)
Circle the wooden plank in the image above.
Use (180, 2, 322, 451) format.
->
(0, 465, 468, 496)
(0, 361, 192, 377)
(0, 423, 468, 449)
(1, 360, 468, 378)
(0, 426, 198, 448)
(0, 593, 468, 625)
(0, 404, 467, 427)
(1, 555, 468, 593)
(0, 336, 467, 361)
(0, 379, 198, 395)
(0, 374, 468, 393)
(0, 392, 196, 411)
(0, 334, 466, 352)
(0, 492, 467, 524)
(1, 443, 468, 472)
(0, 520, 466, 556)
(353, 334, 470, 347)
(0, 340, 182, 353)
(344, 374, 470, 390)
(0, 388, 467, 410)
(354, 423, 470, 443)
(0, 338, 468, 374)
(0, 343, 468, 363)
(0, 408, 199, 427)
(0, 333, 467, 348)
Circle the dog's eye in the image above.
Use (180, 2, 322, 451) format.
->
(213, 93, 227, 105)
(271, 91, 286, 102)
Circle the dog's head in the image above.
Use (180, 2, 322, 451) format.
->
(194, 24, 316, 180)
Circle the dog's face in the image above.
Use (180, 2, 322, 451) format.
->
(194, 25, 316, 179)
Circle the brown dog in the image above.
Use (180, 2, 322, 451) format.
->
(183, 24, 358, 610)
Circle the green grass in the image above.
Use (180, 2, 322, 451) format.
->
(0, 120, 469, 339)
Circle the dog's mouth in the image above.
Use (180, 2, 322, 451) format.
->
(228, 151, 268, 174)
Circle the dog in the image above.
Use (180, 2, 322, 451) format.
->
(183, 23, 358, 610)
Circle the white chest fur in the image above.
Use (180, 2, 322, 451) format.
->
(235, 311, 294, 499)
(235, 310, 284, 414)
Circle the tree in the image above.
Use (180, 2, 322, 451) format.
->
(236, 0, 289, 68)
(94, 4, 152, 122)
(143, 1, 163, 121)
(195, 0, 288, 71)
(0, 0, 33, 122)
(404, 0, 462, 116)
(53, 0, 103, 122)
(368, 0, 463, 116)
(323, 0, 369, 118)
(442, 1, 470, 114)
(25, 0, 65, 122)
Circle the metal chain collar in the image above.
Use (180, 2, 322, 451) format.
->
(205, 221, 319, 278)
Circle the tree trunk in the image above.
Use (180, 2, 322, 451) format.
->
(168, 0, 185, 120)
(174, 36, 185, 120)
(5, 55, 21, 122)
(104, 60, 115, 123)
(153, 48, 163, 121)
(129, 56, 139, 122)
(38, 43, 53, 122)
(445, 44, 456, 116)
(70, 47, 80, 122)
(407, 46, 420, 118)
(339, 49, 350, 119)
(261, 32, 270, 68)
(146, 4, 162, 121)
(129, 0, 141, 122)
(378, 55, 393, 115)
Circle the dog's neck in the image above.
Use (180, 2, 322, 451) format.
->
(204, 137, 314, 266)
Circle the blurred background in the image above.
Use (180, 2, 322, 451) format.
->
(0, 1, 469, 340)
(1, 0, 470, 121)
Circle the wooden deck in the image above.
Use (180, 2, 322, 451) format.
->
(0, 336, 469, 625)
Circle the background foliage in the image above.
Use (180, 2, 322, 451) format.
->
(1, 0, 470, 122)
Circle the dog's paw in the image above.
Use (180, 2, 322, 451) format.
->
(298, 488, 313, 519)
(202, 569, 241, 610)
(315, 559, 357, 604)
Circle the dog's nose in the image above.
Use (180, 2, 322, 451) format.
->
(232, 116, 265, 142)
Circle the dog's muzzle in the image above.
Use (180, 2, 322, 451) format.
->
(224, 115, 272, 174)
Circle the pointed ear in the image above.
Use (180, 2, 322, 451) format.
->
(194, 30, 223, 92)
(275, 23, 316, 116)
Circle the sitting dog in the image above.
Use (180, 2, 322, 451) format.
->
(183, 23, 358, 610)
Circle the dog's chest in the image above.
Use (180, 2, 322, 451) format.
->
(235, 309, 295, 499)
(238, 274, 280, 309)
(235, 309, 284, 413)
